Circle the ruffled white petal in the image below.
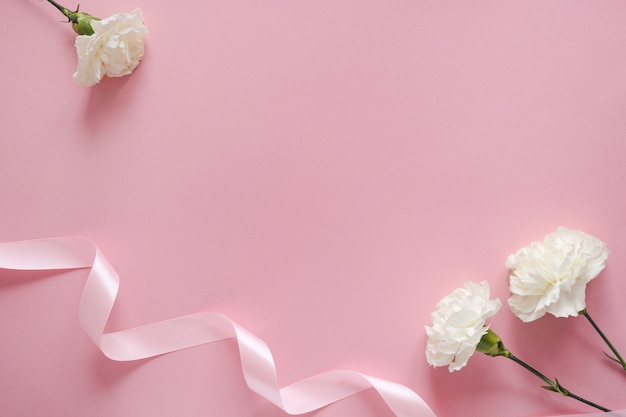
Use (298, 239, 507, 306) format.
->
(507, 227, 609, 322)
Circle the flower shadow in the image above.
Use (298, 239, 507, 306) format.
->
(80, 75, 137, 133)
(425, 353, 532, 417)
(75, 33, 150, 141)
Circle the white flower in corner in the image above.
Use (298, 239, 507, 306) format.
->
(507, 227, 609, 322)
(47, 1, 148, 86)
(73, 8, 147, 86)
(425, 281, 501, 372)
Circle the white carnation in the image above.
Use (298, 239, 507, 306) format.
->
(425, 281, 501, 372)
(507, 227, 609, 322)
(73, 8, 147, 86)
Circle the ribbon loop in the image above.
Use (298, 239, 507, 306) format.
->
(0, 237, 437, 417)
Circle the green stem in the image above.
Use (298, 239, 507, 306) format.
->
(507, 353, 610, 412)
(581, 309, 626, 370)
(45, 0, 97, 35)
(46, 0, 73, 19)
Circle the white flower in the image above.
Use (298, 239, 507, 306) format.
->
(507, 227, 609, 322)
(425, 281, 501, 372)
(73, 8, 147, 87)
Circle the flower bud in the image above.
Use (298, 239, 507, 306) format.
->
(476, 328, 510, 358)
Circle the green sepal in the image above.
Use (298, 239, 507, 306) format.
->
(69, 10, 100, 36)
(476, 328, 510, 358)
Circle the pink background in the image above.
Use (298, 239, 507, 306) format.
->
(2, 1, 626, 416)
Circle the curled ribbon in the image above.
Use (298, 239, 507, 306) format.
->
(0, 237, 436, 417)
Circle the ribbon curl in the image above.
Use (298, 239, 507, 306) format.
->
(0, 237, 436, 417)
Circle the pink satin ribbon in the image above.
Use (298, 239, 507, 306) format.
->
(1, 237, 624, 417)
(0, 237, 436, 417)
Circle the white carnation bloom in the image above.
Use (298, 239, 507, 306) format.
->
(73, 8, 147, 86)
(507, 227, 609, 322)
(425, 281, 501, 372)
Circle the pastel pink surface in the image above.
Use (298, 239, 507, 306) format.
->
(2, 1, 626, 417)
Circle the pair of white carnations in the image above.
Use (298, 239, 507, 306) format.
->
(424, 227, 617, 411)
(47, 1, 148, 87)
(425, 227, 610, 372)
